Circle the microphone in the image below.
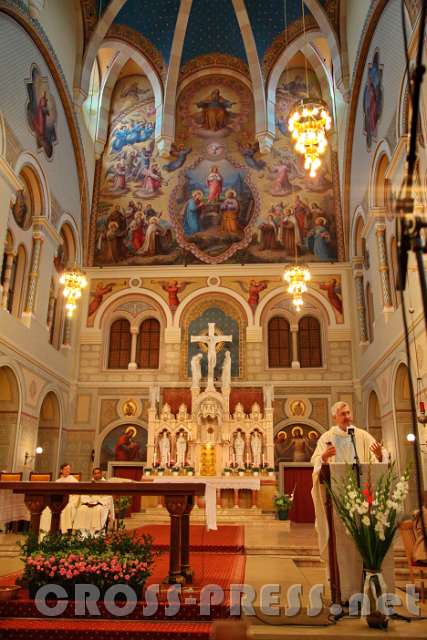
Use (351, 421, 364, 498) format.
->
(347, 427, 361, 487)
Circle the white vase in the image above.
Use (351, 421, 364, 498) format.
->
(187, 471, 193, 476)
(268, 471, 274, 477)
(172, 471, 179, 476)
(253, 471, 259, 476)
(158, 471, 164, 476)
(238, 471, 244, 476)
(224, 471, 231, 477)
(145, 471, 151, 476)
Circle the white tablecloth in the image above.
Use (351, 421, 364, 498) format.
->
(152, 476, 261, 531)
(0, 490, 29, 528)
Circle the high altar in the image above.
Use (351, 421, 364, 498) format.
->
(146, 323, 274, 476)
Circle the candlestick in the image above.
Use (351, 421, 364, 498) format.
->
(262, 453, 265, 467)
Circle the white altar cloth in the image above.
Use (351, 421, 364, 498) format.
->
(152, 476, 261, 531)
(0, 490, 29, 528)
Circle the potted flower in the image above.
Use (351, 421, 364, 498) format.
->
(185, 466, 195, 476)
(144, 467, 152, 476)
(273, 492, 294, 520)
(328, 465, 410, 629)
(238, 467, 245, 477)
(267, 467, 275, 477)
(252, 466, 260, 476)
(171, 466, 180, 476)
(113, 495, 132, 526)
(223, 467, 232, 477)
(156, 466, 165, 476)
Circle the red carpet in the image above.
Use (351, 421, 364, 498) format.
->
(0, 618, 212, 639)
(133, 524, 244, 553)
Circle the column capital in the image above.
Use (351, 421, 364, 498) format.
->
(32, 217, 61, 245)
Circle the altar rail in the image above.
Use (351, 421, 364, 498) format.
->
(0, 481, 204, 585)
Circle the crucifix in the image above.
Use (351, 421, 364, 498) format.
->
(191, 323, 232, 391)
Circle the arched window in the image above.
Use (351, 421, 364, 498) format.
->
(108, 319, 131, 369)
(268, 317, 291, 367)
(366, 283, 375, 343)
(137, 318, 160, 369)
(298, 316, 322, 367)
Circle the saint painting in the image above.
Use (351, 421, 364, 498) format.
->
(100, 424, 147, 470)
(26, 64, 57, 159)
(196, 89, 235, 132)
(363, 49, 383, 149)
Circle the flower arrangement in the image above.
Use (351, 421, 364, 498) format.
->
(223, 467, 232, 475)
(18, 530, 156, 598)
(273, 491, 294, 514)
(185, 466, 195, 475)
(328, 465, 410, 628)
(171, 466, 180, 474)
(328, 465, 410, 571)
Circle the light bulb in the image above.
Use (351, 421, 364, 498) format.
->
(407, 433, 416, 442)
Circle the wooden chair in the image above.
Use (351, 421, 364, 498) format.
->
(399, 519, 426, 603)
(0, 472, 22, 482)
(29, 472, 52, 482)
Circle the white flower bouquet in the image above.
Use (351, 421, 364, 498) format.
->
(329, 464, 410, 571)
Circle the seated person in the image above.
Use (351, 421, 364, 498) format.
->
(73, 467, 114, 537)
(39, 463, 80, 535)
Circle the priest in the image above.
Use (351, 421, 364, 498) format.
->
(73, 467, 114, 537)
(311, 401, 388, 604)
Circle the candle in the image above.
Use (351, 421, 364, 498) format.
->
(246, 453, 249, 465)
(153, 448, 157, 467)
(232, 453, 235, 466)
(262, 453, 265, 467)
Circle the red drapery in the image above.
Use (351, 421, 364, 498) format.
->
(282, 466, 315, 523)
(162, 388, 192, 414)
(113, 466, 143, 513)
(230, 388, 264, 414)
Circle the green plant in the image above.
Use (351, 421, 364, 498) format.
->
(144, 467, 153, 473)
(266, 467, 275, 473)
(237, 467, 245, 473)
(223, 467, 232, 473)
(171, 467, 179, 473)
(273, 491, 294, 512)
(252, 467, 260, 473)
(157, 467, 165, 472)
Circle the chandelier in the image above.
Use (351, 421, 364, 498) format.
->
(59, 267, 87, 317)
(283, 264, 311, 312)
(288, 99, 332, 177)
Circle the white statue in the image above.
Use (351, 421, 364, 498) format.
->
(221, 350, 231, 391)
(250, 402, 262, 422)
(191, 323, 232, 391)
(233, 402, 245, 423)
(251, 431, 262, 467)
(191, 353, 203, 389)
(159, 431, 170, 467)
(234, 431, 245, 468)
(176, 432, 187, 468)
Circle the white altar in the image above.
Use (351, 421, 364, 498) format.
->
(147, 323, 274, 475)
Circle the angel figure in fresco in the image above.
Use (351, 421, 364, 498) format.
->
(162, 144, 192, 172)
(319, 278, 343, 315)
(155, 280, 192, 312)
(239, 141, 266, 171)
(234, 280, 268, 312)
(196, 88, 235, 132)
(88, 282, 115, 317)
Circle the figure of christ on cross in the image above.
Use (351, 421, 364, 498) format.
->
(191, 323, 232, 391)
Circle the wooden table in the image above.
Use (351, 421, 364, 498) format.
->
(0, 481, 205, 585)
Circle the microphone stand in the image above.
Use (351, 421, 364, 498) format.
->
(347, 427, 361, 488)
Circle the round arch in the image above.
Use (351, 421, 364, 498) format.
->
(174, 286, 252, 330)
(0, 364, 21, 471)
(94, 417, 148, 468)
(255, 286, 336, 328)
(350, 206, 367, 260)
(14, 152, 51, 221)
(392, 360, 417, 509)
(56, 213, 83, 264)
(368, 139, 392, 210)
(366, 388, 383, 442)
(35, 389, 62, 476)
(94, 287, 172, 331)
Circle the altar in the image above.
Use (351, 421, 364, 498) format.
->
(147, 322, 275, 477)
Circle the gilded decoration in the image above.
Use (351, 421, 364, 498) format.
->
(106, 24, 166, 81)
(179, 53, 250, 82)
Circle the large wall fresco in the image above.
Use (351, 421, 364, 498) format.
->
(93, 66, 340, 266)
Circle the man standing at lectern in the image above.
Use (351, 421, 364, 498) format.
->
(311, 401, 388, 604)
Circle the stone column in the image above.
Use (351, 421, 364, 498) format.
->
(128, 327, 138, 370)
(375, 224, 393, 311)
(22, 231, 44, 323)
(353, 259, 369, 344)
(290, 324, 300, 368)
(1, 251, 15, 310)
(46, 293, 56, 331)
(62, 315, 72, 348)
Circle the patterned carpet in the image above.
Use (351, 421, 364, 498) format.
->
(133, 524, 245, 553)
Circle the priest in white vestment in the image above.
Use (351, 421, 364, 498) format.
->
(39, 463, 80, 535)
(311, 401, 388, 603)
(73, 468, 114, 537)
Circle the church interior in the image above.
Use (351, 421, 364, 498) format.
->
(0, 0, 427, 638)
